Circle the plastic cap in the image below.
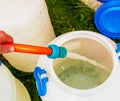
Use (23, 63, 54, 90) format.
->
(94, 1, 120, 39)
(47, 44, 67, 59)
(98, 0, 112, 3)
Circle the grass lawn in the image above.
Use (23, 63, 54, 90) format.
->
(0, 0, 117, 101)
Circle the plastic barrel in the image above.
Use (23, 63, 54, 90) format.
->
(36, 31, 120, 101)
(0, 0, 55, 72)
(0, 62, 31, 101)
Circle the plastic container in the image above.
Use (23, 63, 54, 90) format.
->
(94, 0, 120, 39)
(0, 0, 55, 72)
(34, 31, 120, 101)
(0, 61, 31, 101)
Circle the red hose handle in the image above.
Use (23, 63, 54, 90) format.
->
(11, 43, 52, 55)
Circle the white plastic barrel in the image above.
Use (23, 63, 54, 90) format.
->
(0, 62, 31, 101)
(36, 31, 120, 101)
(0, 0, 55, 72)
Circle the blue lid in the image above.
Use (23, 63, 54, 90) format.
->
(98, 0, 113, 3)
(94, 1, 120, 39)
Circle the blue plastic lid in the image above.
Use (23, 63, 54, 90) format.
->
(94, 1, 120, 39)
(98, 0, 113, 3)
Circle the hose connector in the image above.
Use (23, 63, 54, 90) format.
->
(47, 44, 67, 59)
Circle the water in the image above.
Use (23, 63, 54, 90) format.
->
(54, 53, 111, 89)
(67, 52, 109, 71)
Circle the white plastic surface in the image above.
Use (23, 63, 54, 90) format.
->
(37, 31, 120, 101)
(1, 0, 55, 72)
(0, 63, 31, 101)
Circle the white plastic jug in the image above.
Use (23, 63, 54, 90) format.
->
(35, 31, 120, 101)
(0, 0, 55, 72)
(0, 61, 31, 101)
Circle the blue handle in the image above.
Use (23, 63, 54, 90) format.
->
(0, 61, 2, 66)
(33, 67, 48, 96)
(116, 43, 120, 60)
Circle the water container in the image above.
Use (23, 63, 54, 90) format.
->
(34, 31, 120, 101)
(0, 61, 31, 101)
(0, 0, 55, 72)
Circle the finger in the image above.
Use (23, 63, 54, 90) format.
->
(0, 45, 15, 54)
(0, 31, 13, 44)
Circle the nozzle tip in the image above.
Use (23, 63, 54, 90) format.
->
(59, 47, 67, 58)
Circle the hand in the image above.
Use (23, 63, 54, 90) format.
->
(0, 30, 14, 54)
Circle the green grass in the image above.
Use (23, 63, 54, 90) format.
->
(46, 0, 97, 36)
(0, 0, 105, 101)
